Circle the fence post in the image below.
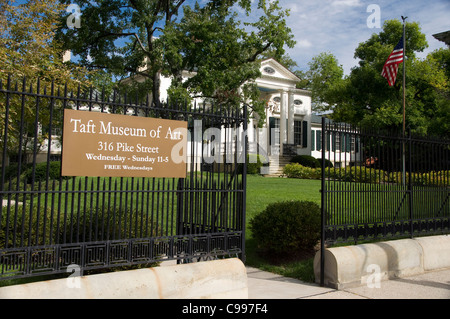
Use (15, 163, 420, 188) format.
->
(408, 128, 414, 238)
(241, 104, 248, 263)
(0, 75, 11, 202)
(320, 117, 326, 287)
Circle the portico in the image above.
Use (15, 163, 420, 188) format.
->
(254, 59, 312, 157)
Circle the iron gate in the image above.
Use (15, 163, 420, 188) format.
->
(320, 118, 449, 245)
(0, 76, 248, 281)
(319, 118, 449, 285)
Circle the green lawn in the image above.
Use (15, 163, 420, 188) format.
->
(244, 175, 321, 283)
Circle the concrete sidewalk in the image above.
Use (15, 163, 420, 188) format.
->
(246, 266, 450, 299)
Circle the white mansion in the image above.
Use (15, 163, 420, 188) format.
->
(157, 58, 359, 173)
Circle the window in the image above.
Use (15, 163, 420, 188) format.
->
(294, 120, 302, 146)
(269, 117, 280, 146)
(294, 120, 308, 147)
(332, 133, 358, 153)
(333, 133, 341, 152)
(263, 67, 275, 74)
(316, 130, 322, 151)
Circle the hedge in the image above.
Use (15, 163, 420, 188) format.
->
(283, 163, 449, 186)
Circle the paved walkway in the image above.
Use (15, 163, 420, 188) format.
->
(246, 266, 450, 299)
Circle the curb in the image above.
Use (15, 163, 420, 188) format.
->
(313, 235, 450, 289)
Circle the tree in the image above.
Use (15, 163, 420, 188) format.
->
(0, 0, 90, 85)
(56, 0, 295, 119)
(305, 19, 449, 138)
(0, 0, 90, 162)
(0, 0, 92, 164)
(298, 52, 344, 112)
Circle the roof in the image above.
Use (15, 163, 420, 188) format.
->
(433, 31, 450, 46)
(260, 58, 301, 82)
(311, 114, 333, 124)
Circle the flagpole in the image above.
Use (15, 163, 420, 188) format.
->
(401, 16, 407, 186)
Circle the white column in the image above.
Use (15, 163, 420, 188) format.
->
(248, 118, 254, 145)
(287, 91, 294, 145)
(279, 90, 287, 154)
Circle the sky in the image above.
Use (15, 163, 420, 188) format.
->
(264, 0, 449, 75)
(45, 0, 449, 76)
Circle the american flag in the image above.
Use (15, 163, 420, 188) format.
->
(381, 36, 404, 86)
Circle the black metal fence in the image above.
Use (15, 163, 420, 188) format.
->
(321, 118, 449, 246)
(0, 76, 247, 281)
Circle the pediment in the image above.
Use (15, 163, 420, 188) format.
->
(259, 58, 300, 83)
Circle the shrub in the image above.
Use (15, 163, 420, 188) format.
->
(23, 161, 63, 183)
(321, 158, 334, 168)
(386, 170, 449, 187)
(0, 205, 58, 247)
(290, 155, 320, 168)
(333, 166, 384, 183)
(2, 179, 61, 202)
(283, 163, 320, 179)
(60, 207, 161, 243)
(246, 154, 267, 174)
(1, 205, 161, 248)
(249, 200, 321, 255)
(1, 163, 32, 181)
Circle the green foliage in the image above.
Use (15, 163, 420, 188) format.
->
(290, 155, 320, 168)
(62, 207, 161, 244)
(57, 0, 296, 114)
(23, 161, 63, 183)
(249, 200, 321, 255)
(386, 170, 449, 187)
(299, 52, 344, 112)
(303, 19, 450, 138)
(247, 154, 267, 174)
(283, 163, 320, 179)
(0, 205, 161, 248)
(327, 166, 384, 183)
(0, 1, 95, 162)
(283, 163, 449, 187)
(354, 20, 428, 63)
(0, 205, 57, 248)
(322, 158, 334, 168)
(0, 0, 91, 85)
(166, 81, 193, 105)
(1, 163, 31, 181)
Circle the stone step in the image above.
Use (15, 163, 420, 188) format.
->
(262, 155, 293, 176)
(268, 157, 293, 163)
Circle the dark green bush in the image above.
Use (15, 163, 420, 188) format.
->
(0, 205, 58, 248)
(247, 154, 266, 174)
(290, 155, 320, 168)
(238, 154, 267, 174)
(59, 207, 162, 244)
(23, 161, 63, 183)
(249, 200, 321, 255)
(1, 205, 161, 248)
(3, 179, 61, 202)
(320, 158, 334, 168)
(1, 163, 32, 181)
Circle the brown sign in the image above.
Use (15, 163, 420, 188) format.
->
(61, 109, 187, 178)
